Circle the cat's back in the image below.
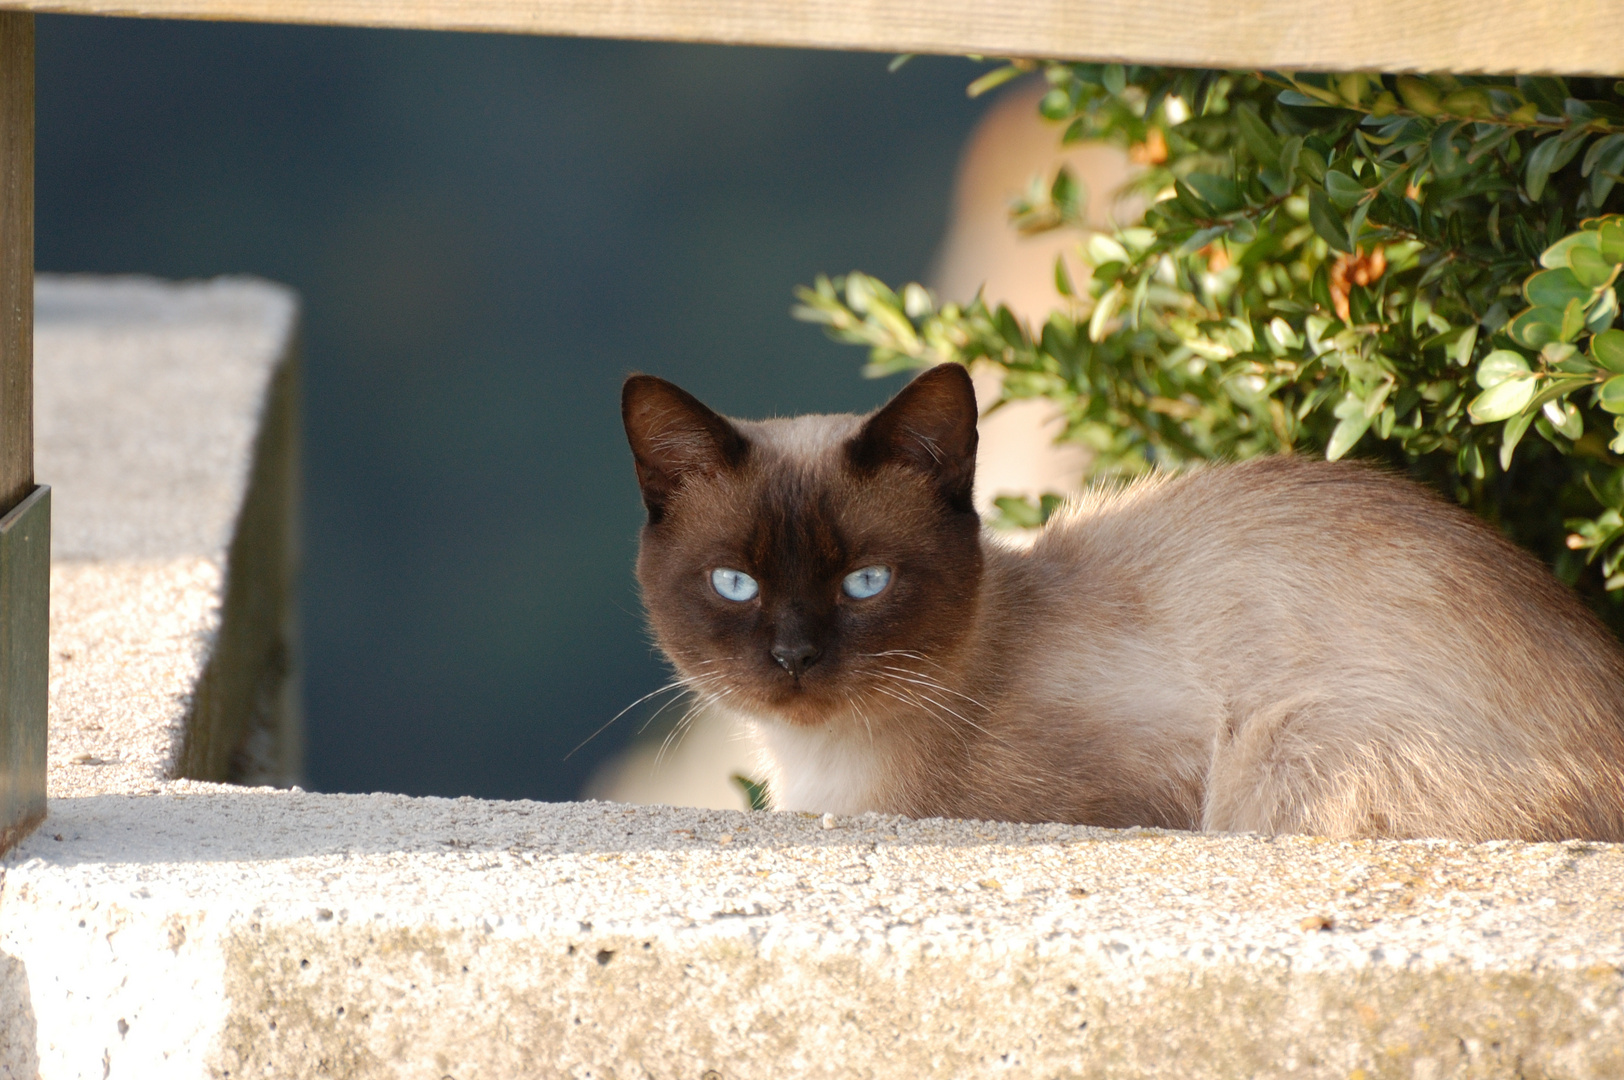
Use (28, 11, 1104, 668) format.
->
(1021, 454, 1624, 722)
(1042, 455, 1480, 561)
(1034, 455, 1584, 631)
(1005, 455, 1624, 840)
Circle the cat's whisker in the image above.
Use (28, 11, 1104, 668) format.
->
(907, 689, 996, 741)
(869, 672, 1007, 747)
(843, 690, 875, 750)
(865, 649, 956, 678)
(862, 648, 994, 704)
(868, 683, 977, 748)
(868, 664, 992, 719)
(656, 686, 727, 768)
(874, 664, 991, 712)
(634, 683, 698, 737)
(564, 679, 691, 761)
(653, 706, 696, 770)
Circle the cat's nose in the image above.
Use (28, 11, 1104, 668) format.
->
(771, 642, 821, 677)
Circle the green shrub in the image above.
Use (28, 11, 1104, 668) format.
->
(795, 66, 1624, 628)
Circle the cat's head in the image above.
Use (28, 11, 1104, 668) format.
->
(622, 364, 984, 727)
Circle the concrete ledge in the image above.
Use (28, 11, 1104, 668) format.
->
(3, 794, 1623, 1077)
(35, 274, 301, 795)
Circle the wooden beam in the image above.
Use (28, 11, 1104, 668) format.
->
(0, 10, 41, 857)
(3, 0, 1623, 76)
(0, 11, 27, 517)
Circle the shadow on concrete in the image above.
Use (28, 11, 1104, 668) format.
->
(0, 948, 40, 1079)
(15, 791, 1151, 866)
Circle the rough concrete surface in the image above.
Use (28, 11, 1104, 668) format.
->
(35, 275, 296, 563)
(33, 275, 300, 795)
(44, 559, 222, 799)
(3, 795, 1623, 1079)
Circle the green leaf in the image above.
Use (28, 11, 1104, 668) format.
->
(967, 64, 1026, 98)
(1562, 297, 1590, 342)
(1599, 219, 1624, 263)
(1526, 375, 1597, 417)
(1235, 105, 1281, 169)
(1583, 133, 1624, 206)
(1505, 306, 1566, 349)
(1173, 178, 1216, 217)
(1525, 267, 1592, 309)
(1462, 440, 1486, 480)
(1347, 200, 1374, 250)
(1430, 121, 1463, 176)
(991, 494, 1044, 528)
(1327, 393, 1373, 460)
(1101, 64, 1127, 95)
(1182, 173, 1242, 214)
(1520, 76, 1569, 116)
(1297, 146, 1327, 183)
(1279, 89, 1337, 108)
(730, 773, 771, 812)
(1570, 244, 1616, 288)
(1600, 375, 1624, 414)
(1468, 376, 1537, 422)
(1323, 170, 1366, 210)
(1086, 233, 1130, 264)
(1544, 397, 1585, 440)
(1279, 136, 1303, 183)
(1475, 349, 1532, 388)
(1441, 87, 1492, 118)
(1593, 328, 1624, 373)
(1500, 409, 1536, 468)
(1525, 135, 1565, 202)
(1588, 288, 1620, 334)
(1543, 341, 1580, 368)
(1541, 229, 1603, 270)
(1452, 325, 1479, 367)
(1395, 76, 1443, 116)
(1088, 282, 1124, 343)
(1178, 224, 1231, 254)
(1307, 187, 1351, 253)
(902, 282, 933, 318)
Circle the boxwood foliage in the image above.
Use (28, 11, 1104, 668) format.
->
(794, 65, 1624, 626)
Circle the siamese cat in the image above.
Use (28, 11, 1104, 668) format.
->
(621, 363, 1624, 841)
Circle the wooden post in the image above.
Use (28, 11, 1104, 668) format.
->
(0, 13, 25, 513)
(0, 11, 44, 855)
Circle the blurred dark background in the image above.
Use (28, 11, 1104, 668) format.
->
(35, 17, 986, 799)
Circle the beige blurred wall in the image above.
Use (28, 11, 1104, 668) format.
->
(934, 81, 1139, 511)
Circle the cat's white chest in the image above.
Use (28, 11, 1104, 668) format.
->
(751, 719, 885, 815)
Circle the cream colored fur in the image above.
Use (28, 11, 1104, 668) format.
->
(746, 458, 1624, 841)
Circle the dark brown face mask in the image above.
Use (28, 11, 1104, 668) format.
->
(620, 364, 985, 725)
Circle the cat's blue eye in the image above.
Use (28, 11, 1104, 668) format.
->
(711, 567, 759, 602)
(842, 566, 891, 599)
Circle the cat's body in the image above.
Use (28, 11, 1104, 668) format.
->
(623, 365, 1624, 841)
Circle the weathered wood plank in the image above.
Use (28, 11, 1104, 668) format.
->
(0, 12, 41, 856)
(3, 0, 1622, 75)
(0, 12, 29, 517)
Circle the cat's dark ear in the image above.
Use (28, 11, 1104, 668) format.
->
(622, 375, 749, 521)
(848, 363, 978, 513)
